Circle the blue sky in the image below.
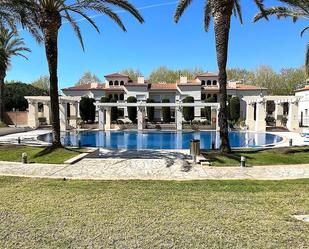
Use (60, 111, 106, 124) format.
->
(6, 0, 308, 89)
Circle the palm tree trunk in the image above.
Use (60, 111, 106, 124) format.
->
(212, 1, 233, 153)
(0, 69, 6, 124)
(43, 27, 61, 147)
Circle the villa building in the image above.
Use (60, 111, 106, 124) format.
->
(295, 83, 309, 127)
(62, 72, 268, 121)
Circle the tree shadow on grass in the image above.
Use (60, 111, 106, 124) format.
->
(33, 146, 84, 158)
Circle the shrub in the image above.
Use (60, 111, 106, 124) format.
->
(100, 96, 109, 103)
(162, 99, 171, 123)
(265, 116, 275, 126)
(204, 96, 216, 120)
(127, 96, 137, 123)
(183, 96, 194, 122)
(146, 98, 155, 122)
(229, 97, 240, 122)
(110, 98, 118, 122)
(80, 97, 95, 122)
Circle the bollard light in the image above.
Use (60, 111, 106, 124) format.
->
(22, 152, 28, 164)
(289, 139, 293, 147)
(17, 137, 21, 144)
(240, 156, 246, 167)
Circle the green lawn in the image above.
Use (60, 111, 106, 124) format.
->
(203, 146, 309, 166)
(0, 145, 86, 164)
(0, 177, 308, 248)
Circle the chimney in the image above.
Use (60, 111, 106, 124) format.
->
(180, 76, 187, 84)
(228, 81, 237, 89)
(91, 82, 99, 89)
(137, 76, 145, 84)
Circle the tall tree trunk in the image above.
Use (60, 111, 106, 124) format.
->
(0, 69, 6, 124)
(42, 15, 62, 147)
(212, 1, 233, 153)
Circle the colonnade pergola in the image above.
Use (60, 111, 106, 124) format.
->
(25, 96, 81, 130)
(95, 102, 220, 131)
(243, 96, 301, 132)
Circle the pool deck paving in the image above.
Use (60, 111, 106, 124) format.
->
(0, 149, 309, 180)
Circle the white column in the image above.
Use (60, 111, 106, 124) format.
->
(176, 106, 183, 131)
(274, 102, 284, 126)
(287, 101, 299, 131)
(43, 103, 51, 125)
(211, 107, 218, 130)
(246, 103, 255, 131)
(98, 107, 105, 130)
(255, 100, 266, 132)
(70, 103, 78, 128)
(137, 106, 145, 131)
(105, 107, 111, 130)
(28, 101, 39, 128)
(59, 101, 68, 131)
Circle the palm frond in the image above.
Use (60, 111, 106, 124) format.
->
(233, 0, 243, 25)
(174, 0, 193, 23)
(306, 41, 309, 75)
(204, 0, 211, 32)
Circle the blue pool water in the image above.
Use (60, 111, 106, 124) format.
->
(39, 131, 283, 149)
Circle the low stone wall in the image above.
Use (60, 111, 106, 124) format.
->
(4, 112, 28, 126)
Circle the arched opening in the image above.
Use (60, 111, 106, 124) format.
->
(114, 80, 119, 86)
(201, 93, 206, 101)
(213, 94, 218, 102)
(109, 81, 113, 86)
(120, 81, 124, 85)
(114, 94, 119, 101)
(201, 80, 206, 86)
(67, 103, 71, 118)
(119, 94, 124, 101)
(108, 94, 112, 100)
(207, 94, 212, 99)
(207, 80, 211, 86)
(213, 80, 217, 86)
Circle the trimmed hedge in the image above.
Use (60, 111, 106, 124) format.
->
(183, 96, 194, 122)
(127, 96, 137, 123)
(146, 98, 155, 122)
(80, 97, 95, 122)
(229, 97, 240, 122)
(162, 99, 171, 123)
(110, 98, 118, 122)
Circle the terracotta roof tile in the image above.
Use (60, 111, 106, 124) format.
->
(234, 84, 267, 90)
(196, 72, 219, 78)
(149, 83, 177, 90)
(295, 85, 309, 92)
(62, 83, 105, 91)
(104, 72, 130, 78)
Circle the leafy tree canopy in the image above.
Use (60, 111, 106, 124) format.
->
(120, 68, 142, 81)
(148, 66, 204, 83)
(31, 75, 49, 91)
(76, 71, 101, 86)
(3, 81, 48, 111)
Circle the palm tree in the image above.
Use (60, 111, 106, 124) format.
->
(1, 0, 144, 147)
(174, 0, 266, 153)
(0, 27, 30, 124)
(254, 0, 309, 75)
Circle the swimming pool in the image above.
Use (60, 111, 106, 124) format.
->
(39, 131, 283, 149)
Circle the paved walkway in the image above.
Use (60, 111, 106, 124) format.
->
(0, 156, 309, 180)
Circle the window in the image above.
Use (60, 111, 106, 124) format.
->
(120, 81, 124, 86)
(213, 94, 218, 102)
(201, 80, 206, 86)
(114, 94, 119, 101)
(114, 80, 119, 86)
(109, 81, 113, 86)
(119, 94, 124, 101)
(213, 80, 217, 86)
(207, 80, 211, 86)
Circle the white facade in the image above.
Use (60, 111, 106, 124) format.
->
(62, 72, 268, 121)
(295, 86, 309, 127)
